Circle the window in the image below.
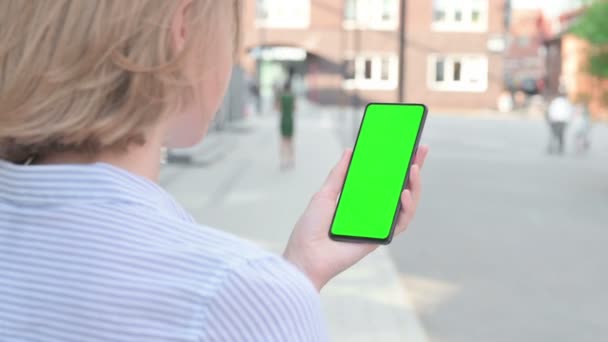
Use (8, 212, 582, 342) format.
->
(380, 58, 391, 81)
(256, 0, 269, 20)
(432, 0, 488, 32)
(343, 54, 398, 90)
(454, 9, 463, 22)
(256, 0, 310, 29)
(472, 9, 481, 23)
(428, 55, 488, 92)
(344, 0, 356, 21)
(381, 0, 393, 21)
(453, 61, 461, 81)
(435, 59, 445, 82)
(343, 59, 356, 80)
(344, 0, 398, 30)
(364, 59, 373, 79)
(434, 9, 446, 22)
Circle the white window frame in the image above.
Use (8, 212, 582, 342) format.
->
(343, 0, 399, 31)
(343, 54, 399, 90)
(427, 54, 488, 92)
(256, 0, 310, 29)
(432, 0, 488, 33)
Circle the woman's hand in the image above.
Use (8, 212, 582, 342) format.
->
(284, 145, 429, 291)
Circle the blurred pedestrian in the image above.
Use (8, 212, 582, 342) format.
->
(514, 90, 527, 110)
(572, 101, 592, 154)
(497, 90, 514, 113)
(276, 81, 297, 169)
(536, 78, 545, 94)
(250, 79, 262, 115)
(528, 94, 546, 118)
(0, 2, 431, 341)
(546, 93, 573, 155)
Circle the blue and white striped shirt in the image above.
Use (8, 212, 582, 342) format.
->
(0, 161, 327, 341)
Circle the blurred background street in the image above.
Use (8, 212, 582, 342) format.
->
(163, 105, 608, 341)
(391, 113, 608, 342)
(163, 0, 608, 340)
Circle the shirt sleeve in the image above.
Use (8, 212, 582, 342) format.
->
(202, 256, 328, 342)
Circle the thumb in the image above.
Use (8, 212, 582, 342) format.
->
(320, 149, 353, 199)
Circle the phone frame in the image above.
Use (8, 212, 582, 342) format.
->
(328, 102, 428, 245)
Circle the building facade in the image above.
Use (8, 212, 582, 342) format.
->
(503, 9, 546, 94)
(404, 0, 508, 109)
(543, 8, 608, 119)
(240, 0, 508, 110)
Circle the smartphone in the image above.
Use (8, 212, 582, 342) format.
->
(329, 103, 427, 244)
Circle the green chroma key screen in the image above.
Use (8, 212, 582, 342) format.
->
(330, 103, 426, 242)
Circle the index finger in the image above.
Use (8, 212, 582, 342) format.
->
(413, 145, 429, 170)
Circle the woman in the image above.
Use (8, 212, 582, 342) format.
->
(0, 1, 428, 341)
(276, 81, 297, 169)
(546, 92, 572, 155)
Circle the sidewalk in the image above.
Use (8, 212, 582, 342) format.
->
(160, 108, 427, 341)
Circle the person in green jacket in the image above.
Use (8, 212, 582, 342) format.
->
(276, 81, 297, 169)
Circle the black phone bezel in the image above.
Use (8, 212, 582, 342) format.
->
(328, 102, 428, 245)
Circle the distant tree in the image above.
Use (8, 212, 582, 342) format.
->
(571, 1, 608, 78)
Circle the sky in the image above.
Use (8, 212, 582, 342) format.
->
(511, 0, 582, 15)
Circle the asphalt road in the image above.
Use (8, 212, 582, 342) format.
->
(388, 114, 608, 342)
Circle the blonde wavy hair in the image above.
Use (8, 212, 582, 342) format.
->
(0, 0, 239, 163)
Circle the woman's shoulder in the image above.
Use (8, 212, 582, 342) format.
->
(122, 210, 278, 264)
(166, 222, 319, 300)
(156, 221, 324, 323)
(70, 195, 284, 275)
(199, 234, 326, 341)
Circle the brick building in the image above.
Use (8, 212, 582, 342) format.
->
(503, 9, 546, 93)
(542, 8, 608, 119)
(239, 0, 509, 110)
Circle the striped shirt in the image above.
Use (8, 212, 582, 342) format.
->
(0, 160, 327, 341)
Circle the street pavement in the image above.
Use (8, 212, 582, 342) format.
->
(385, 114, 608, 342)
(160, 105, 427, 341)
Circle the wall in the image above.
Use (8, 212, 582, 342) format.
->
(562, 35, 608, 119)
(240, 0, 507, 110)
(403, 0, 507, 110)
(504, 9, 546, 89)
